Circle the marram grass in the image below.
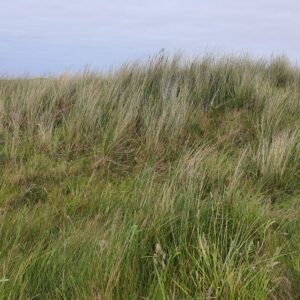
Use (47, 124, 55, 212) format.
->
(0, 54, 299, 299)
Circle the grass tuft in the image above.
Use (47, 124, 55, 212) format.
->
(0, 54, 299, 299)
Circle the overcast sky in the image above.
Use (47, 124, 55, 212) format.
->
(0, 0, 299, 75)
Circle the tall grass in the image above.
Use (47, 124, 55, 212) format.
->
(0, 54, 299, 299)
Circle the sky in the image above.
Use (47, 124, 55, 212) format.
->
(0, 0, 299, 75)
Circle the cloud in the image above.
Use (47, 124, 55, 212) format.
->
(0, 0, 299, 74)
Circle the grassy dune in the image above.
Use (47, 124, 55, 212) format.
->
(0, 54, 299, 299)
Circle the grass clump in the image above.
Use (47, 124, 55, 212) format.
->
(0, 53, 299, 299)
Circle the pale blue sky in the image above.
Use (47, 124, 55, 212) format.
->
(0, 0, 299, 75)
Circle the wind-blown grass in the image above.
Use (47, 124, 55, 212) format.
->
(0, 54, 299, 299)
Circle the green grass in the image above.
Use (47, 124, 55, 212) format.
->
(0, 53, 299, 299)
